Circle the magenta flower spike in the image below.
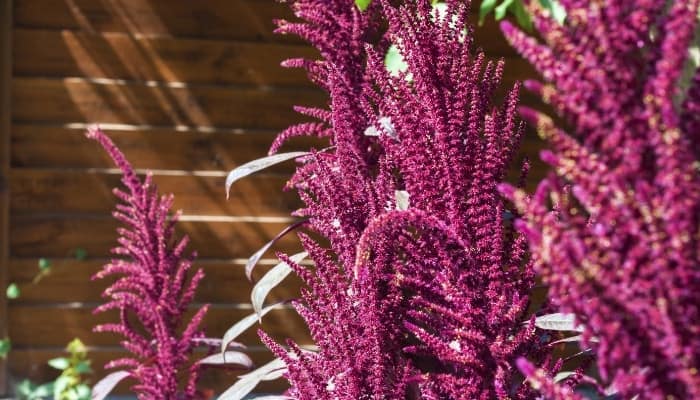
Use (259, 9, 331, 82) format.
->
(260, 1, 549, 398)
(500, 1, 700, 398)
(86, 126, 209, 400)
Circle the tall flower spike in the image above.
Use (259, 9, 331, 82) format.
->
(264, 0, 549, 398)
(501, 1, 700, 398)
(86, 126, 209, 400)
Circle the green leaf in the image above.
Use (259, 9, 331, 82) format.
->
(66, 338, 87, 355)
(75, 384, 91, 400)
(355, 0, 371, 11)
(48, 357, 70, 370)
(0, 338, 11, 358)
(74, 360, 93, 374)
(74, 248, 87, 260)
(539, 0, 566, 25)
(53, 375, 72, 398)
(38, 258, 51, 271)
(479, 0, 499, 25)
(494, 0, 516, 20)
(6, 283, 20, 299)
(385, 44, 409, 77)
(32, 382, 54, 398)
(512, 0, 533, 31)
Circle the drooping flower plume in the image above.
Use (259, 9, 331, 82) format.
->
(86, 126, 209, 400)
(500, 1, 700, 398)
(260, 1, 551, 398)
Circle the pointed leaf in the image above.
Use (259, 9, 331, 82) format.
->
(245, 219, 308, 281)
(534, 313, 584, 332)
(48, 357, 70, 370)
(91, 370, 130, 400)
(218, 359, 287, 400)
(221, 303, 286, 352)
(479, 0, 499, 24)
(355, 0, 371, 11)
(191, 337, 245, 350)
(198, 351, 253, 369)
(226, 152, 309, 198)
(252, 252, 307, 317)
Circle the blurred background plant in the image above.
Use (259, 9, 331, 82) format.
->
(15, 339, 92, 400)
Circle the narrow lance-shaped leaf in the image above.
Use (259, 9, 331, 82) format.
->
(252, 252, 308, 318)
(532, 313, 584, 332)
(218, 358, 288, 400)
(226, 152, 309, 198)
(91, 370, 130, 400)
(197, 351, 254, 369)
(221, 302, 288, 353)
(245, 219, 308, 281)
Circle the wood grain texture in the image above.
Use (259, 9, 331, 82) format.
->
(11, 78, 327, 129)
(9, 348, 290, 395)
(8, 258, 305, 304)
(14, 0, 301, 43)
(10, 169, 300, 216)
(11, 124, 322, 170)
(0, 0, 12, 393)
(8, 305, 312, 347)
(10, 216, 305, 258)
(13, 29, 318, 86)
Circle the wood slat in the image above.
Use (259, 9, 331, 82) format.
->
(13, 0, 522, 56)
(0, 0, 12, 393)
(8, 306, 312, 347)
(14, 0, 301, 43)
(10, 169, 300, 216)
(10, 348, 290, 395)
(11, 78, 327, 129)
(11, 124, 322, 170)
(10, 217, 304, 258)
(14, 29, 318, 86)
(8, 258, 305, 304)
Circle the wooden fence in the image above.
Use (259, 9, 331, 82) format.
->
(1, 0, 546, 396)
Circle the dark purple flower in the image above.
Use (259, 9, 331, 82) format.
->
(262, 1, 546, 398)
(501, 1, 700, 398)
(87, 126, 208, 400)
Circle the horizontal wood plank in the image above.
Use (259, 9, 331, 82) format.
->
(14, 29, 317, 86)
(11, 124, 322, 170)
(10, 217, 304, 258)
(14, 0, 301, 43)
(8, 258, 305, 304)
(13, 0, 522, 56)
(10, 169, 300, 216)
(8, 305, 312, 347)
(10, 348, 290, 394)
(11, 78, 327, 129)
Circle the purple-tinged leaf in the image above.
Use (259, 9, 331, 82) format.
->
(198, 351, 253, 369)
(91, 370, 130, 400)
(252, 252, 307, 317)
(245, 219, 308, 281)
(533, 313, 584, 332)
(226, 152, 309, 199)
(218, 358, 287, 400)
(221, 303, 286, 353)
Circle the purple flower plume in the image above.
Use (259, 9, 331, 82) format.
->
(262, 0, 550, 398)
(500, 1, 700, 398)
(86, 126, 209, 400)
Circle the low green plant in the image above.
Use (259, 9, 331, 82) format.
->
(16, 339, 92, 400)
